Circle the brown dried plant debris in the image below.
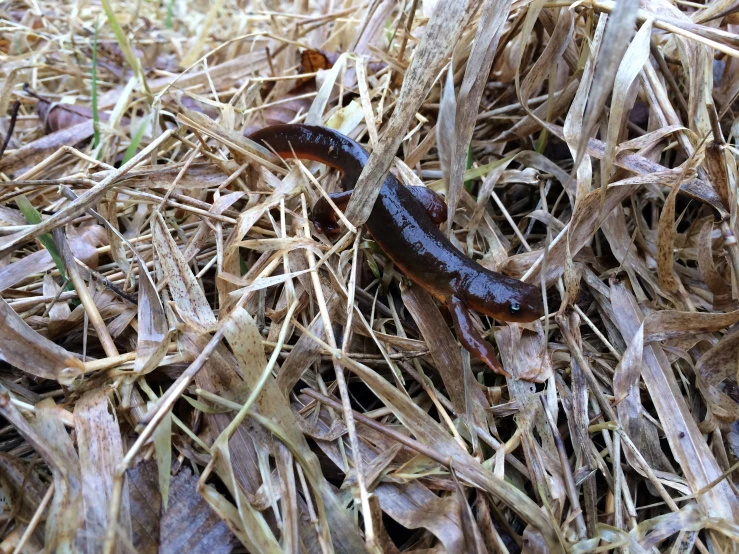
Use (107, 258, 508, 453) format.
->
(1, 0, 739, 553)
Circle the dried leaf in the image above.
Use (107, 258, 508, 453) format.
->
(494, 321, 553, 383)
(160, 467, 235, 554)
(125, 459, 161, 554)
(152, 212, 216, 331)
(696, 327, 739, 385)
(0, 298, 83, 380)
(74, 390, 131, 552)
(0, 121, 94, 175)
(643, 309, 739, 342)
(134, 258, 170, 374)
(602, 18, 653, 184)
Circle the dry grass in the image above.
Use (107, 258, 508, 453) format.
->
(1, 0, 739, 552)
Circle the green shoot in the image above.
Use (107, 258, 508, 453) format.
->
(15, 195, 67, 281)
(91, 22, 100, 150)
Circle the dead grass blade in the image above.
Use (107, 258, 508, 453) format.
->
(563, 14, 607, 202)
(133, 258, 170, 375)
(222, 307, 367, 553)
(546, 123, 726, 212)
(344, 0, 478, 225)
(610, 283, 739, 526)
(151, 212, 216, 331)
(601, 18, 653, 186)
(74, 390, 131, 552)
(578, 0, 640, 160)
(447, 0, 514, 234)
(303, 334, 564, 551)
(0, 129, 173, 259)
(401, 283, 472, 420)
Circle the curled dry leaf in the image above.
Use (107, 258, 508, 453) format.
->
(656, 171, 683, 295)
(494, 321, 553, 383)
(134, 258, 170, 375)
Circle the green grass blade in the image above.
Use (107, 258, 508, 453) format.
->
(91, 22, 100, 150)
(165, 0, 176, 29)
(464, 143, 473, 191)
(15, 195, 67, 280)
(122, 114, 151, 164)
(100, 0, 150, 93)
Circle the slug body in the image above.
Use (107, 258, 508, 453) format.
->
(249, 124, 544, 375)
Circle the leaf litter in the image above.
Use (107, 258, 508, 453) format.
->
(1, 0, 739, 552)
